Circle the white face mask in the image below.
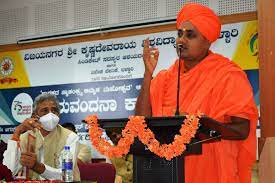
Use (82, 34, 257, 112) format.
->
(39, 112, 60, 131)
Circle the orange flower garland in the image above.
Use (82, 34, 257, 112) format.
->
(85, 114, 200, 160)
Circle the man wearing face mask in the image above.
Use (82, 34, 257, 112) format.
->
(3, 93, 80, 181)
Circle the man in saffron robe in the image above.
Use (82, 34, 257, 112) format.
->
(135, 3, 258, 183)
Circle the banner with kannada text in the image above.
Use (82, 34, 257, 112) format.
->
(0, 21, 259, 139)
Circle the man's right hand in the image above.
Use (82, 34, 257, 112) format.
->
(12, 118, 43, 140)
(143, 38, 159, 76)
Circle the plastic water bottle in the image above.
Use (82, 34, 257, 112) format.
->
(62, 146, 73, 182)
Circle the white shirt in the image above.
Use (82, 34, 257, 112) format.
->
(3, 131, 79, 180)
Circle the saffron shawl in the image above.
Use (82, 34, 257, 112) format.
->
(150, 52, 258, 183)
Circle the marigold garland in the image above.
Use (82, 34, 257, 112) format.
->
(85, 114, 200, 160)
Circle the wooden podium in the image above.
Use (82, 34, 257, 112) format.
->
(98, 116, 243, 183)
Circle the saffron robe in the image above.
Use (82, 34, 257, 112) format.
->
(150, 52, 258, 183)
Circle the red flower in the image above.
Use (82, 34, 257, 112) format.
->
(0, 164, 13, 182)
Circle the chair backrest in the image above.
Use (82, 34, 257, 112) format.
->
(78, 162, 116, 183)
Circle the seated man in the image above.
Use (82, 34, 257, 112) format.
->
(3, 93, 80, 181)
(62, 122, 92, 164)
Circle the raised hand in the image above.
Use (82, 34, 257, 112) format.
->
(12, 117, 43, 140)
(143, 38, 159, 76)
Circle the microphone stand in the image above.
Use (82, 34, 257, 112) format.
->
(175, 45, 182, 116)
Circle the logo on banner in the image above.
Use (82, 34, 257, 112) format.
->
(249, 33, 258, 59)
(11, 93, 33, 123)
(0, 57, 18, 84)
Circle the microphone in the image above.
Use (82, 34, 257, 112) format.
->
(175, 44, 183, 116)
